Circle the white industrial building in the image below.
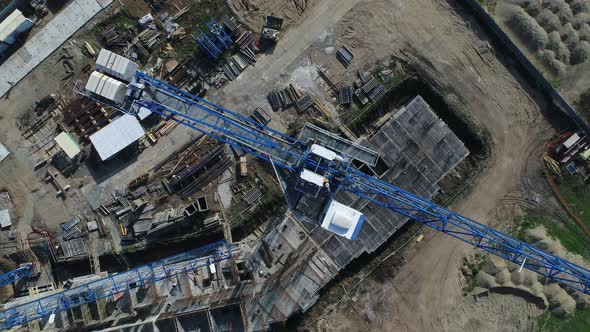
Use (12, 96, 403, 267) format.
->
(89, 114, 145, 161)
(320, 200, 365, 240)
(85, 71, 128, 104)
(0, 9, 33, 54)
(95, 48, 138, 82)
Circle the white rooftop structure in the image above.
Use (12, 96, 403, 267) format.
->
(85, 71, 128, 104)
(0, 143, 9, 163)
(0, 9, 33, 47)
(563, 133, 581, 149)
(0, 209, 11, 228)
(310, 144, 338, 161)
(89, 114, 145, 161)
(54, 132, 81, 159)
(96, 49, 139, 83)
(320, 200, 365, 240)
(137, 106, 152, 120)
(299, 169, 326, 187)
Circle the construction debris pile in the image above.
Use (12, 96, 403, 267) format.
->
(61, 96, 119, 144)
(94, 137, 230, 244)
(58, 216, 89, 259)
(98, 6, 190, 62)
(354, 69, 386, 105)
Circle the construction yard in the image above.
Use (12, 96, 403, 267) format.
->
(0, 0, 589, 331)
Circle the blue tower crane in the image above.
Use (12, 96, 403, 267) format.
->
(129, 71, 590, 294)
(0, 241, 232, 330)
(6, 57, 590, 329)
(0, 264, 33, 288)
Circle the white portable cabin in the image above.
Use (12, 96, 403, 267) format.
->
(96, 49, 139, 83)
(320, 200, 365, 240)
(85, 71, 128, 104)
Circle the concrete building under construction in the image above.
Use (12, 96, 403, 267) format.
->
(0, 95, 468, 331)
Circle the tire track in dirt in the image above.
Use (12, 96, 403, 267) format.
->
(307, 0, 557, 330)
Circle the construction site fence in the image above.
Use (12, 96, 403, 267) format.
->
(460, 0, 590, 135)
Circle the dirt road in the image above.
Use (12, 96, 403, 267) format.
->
(310, 0, 554, 330)
(227, 0, 556, 330)
(216, 0, 364, 129)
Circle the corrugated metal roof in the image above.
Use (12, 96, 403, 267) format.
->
(85, 71, 127, 104)
(89, 114, 145, 160)
(54, 132, 81, 159)
(96, 49, 138, 82)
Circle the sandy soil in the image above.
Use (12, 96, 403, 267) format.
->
(224, 0, 557, 330)
(228, 0, 319, 32)
(0, 43, 94, 234)
(492, 0, 590, 119)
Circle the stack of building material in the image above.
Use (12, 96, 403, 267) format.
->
(295, 94, 313, 113)
(249, 107, 271, 126)
(101, 25, 130, 49)
(367, 84, 386, 102)
(223, 54, 249, 81)
(60, 238, 86, 258)
(157, 139, 231, 198)
(242, 188, 262, 205)
(354, 71, 386, 103)
(138, 28, 161, 51)
(336, 46, 354, 67)
(361, 77, 379, 94)
(338, 86, 353, 105)
(61, 96, 118, 144)
(267, 85, 299, 111)
(222, 15, 240, 36)
(267, 90, 282, 110)
(235, 31, 257, 51)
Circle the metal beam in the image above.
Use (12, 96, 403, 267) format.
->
(0, 241, 233, 330)
(0, 264, 32, 288)
(343, 168, 590, 294)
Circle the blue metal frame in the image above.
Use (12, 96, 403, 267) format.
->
(206, 19, 233, 48)
(135, 72, 306, 170)
(0, 241, 232, 330)
(0, 264, 32, 288)
(343, 168, 590, 293)
(194, 18, 233, 59)
(194, 30, 222, 59)
(131, 73, 590, 294)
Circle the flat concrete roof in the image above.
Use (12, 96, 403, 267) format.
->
(0, 0, 113, 97)
(54, 132, 81, 159)
(0, 209, 11, 228)
(89, 114, 145, 161)
(0, 143, 8, 163)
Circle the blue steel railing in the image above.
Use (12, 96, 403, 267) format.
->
(0, 264, 33, 288)
(0, 241, 232, 330)
(343, 168, 590, 293)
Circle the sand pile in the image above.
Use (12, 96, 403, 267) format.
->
(465, 226, 590, 317)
